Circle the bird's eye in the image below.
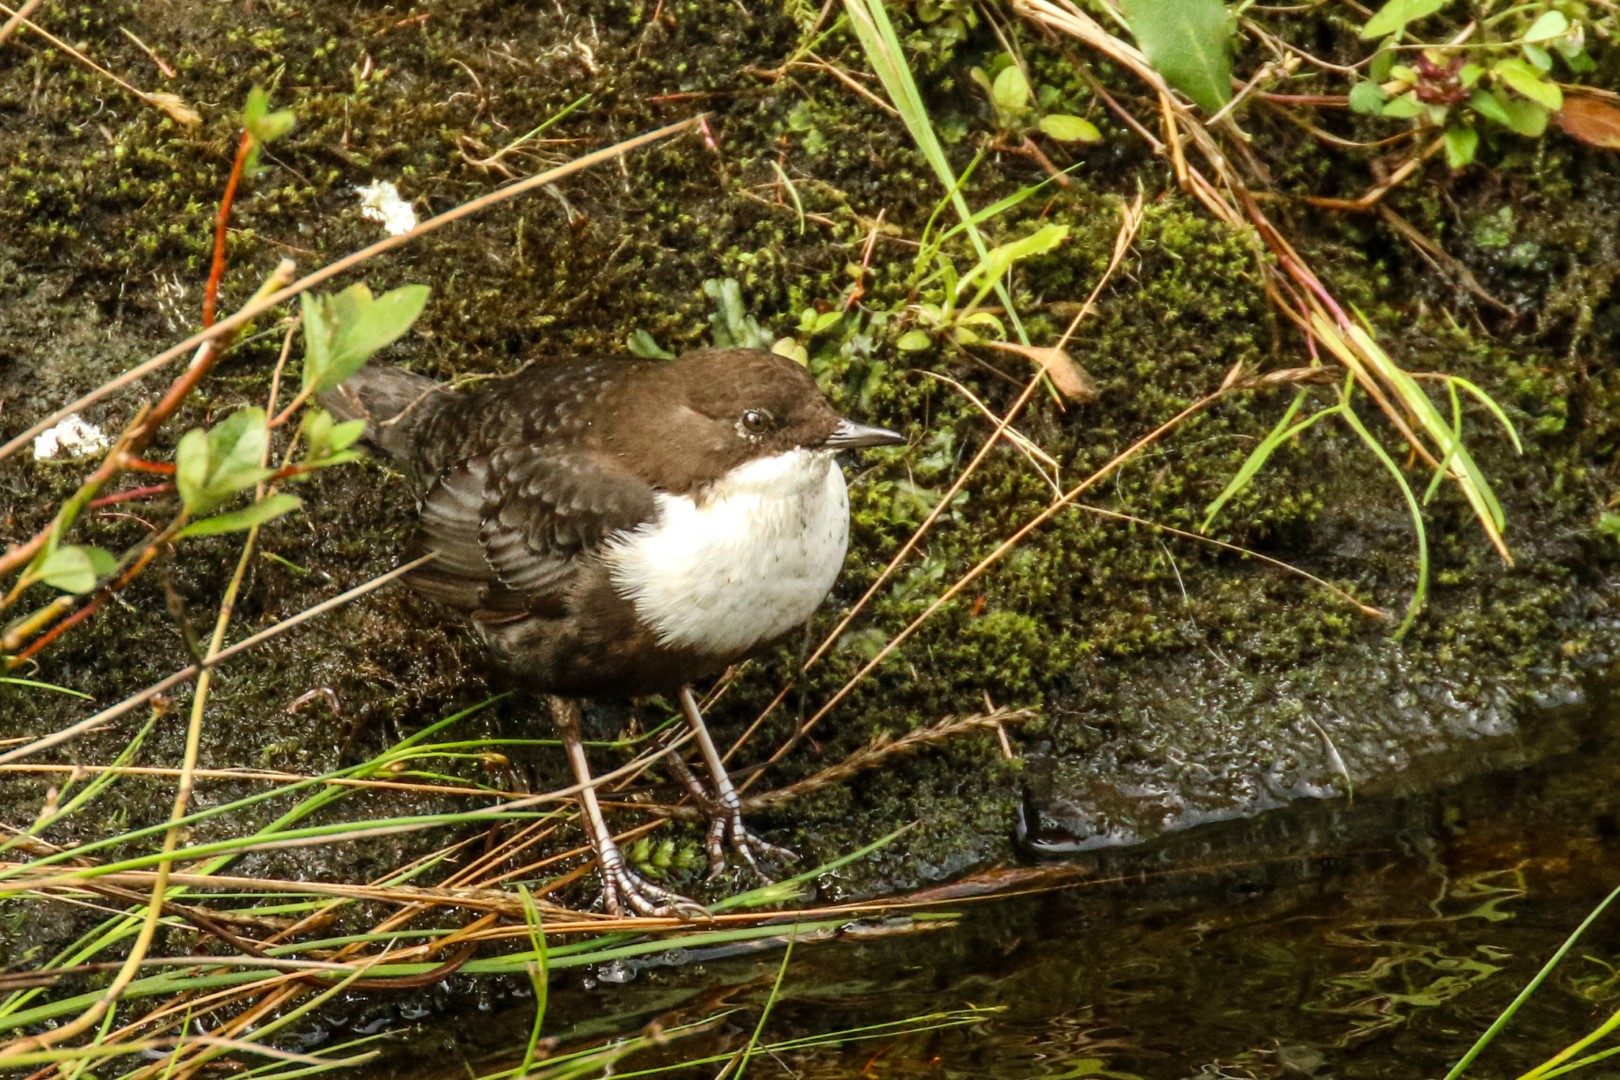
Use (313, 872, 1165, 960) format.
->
(740, 408, 772, 435)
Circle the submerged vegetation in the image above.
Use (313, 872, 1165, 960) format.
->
(0, 0, 1617, 1073)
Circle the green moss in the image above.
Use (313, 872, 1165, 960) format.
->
(2, 0, 1620, 942)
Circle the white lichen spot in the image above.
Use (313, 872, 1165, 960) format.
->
(355, 180, 418, 236)
(33, 414, 111, 461)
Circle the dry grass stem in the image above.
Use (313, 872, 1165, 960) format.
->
(0, 1, 199, 125)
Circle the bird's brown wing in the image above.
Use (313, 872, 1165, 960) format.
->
(407, 448, 656, 618)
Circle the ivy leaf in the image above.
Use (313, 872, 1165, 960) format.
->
(1444, 125, 1479, 168)
(1038, 114, 1102, 142)
(1119, 0, 1233, 114)
(1494, 58, 1563, 111)
(300, 283, 431, 394)
(1361, 0, 1449, 40)
(37, 544, 116, 594)
(176, 494, 303, 539)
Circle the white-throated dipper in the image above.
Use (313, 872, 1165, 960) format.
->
(322, 348, 905, 916)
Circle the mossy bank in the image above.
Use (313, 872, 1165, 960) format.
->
(2, 0, 1619, 966)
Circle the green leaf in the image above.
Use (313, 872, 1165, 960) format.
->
(175, 427, 211, 512)
(302, 407, 334, 459)
(770, 336, 810, 365)
(1500, 95, 1550, 136)
(242, 86, 295, 149)
(991, 65, 1032, 121)
(956, 223, 1069, 307)
(1494, 58, 1563, 110)
(1202, 393, 1332, 531)
(1348, 81, 1390, 115)
(177, 494, 303, 538)
(1459, 63, 1484, 87)
(1560, 49, 1595, 74)
(1469, 88, 1513, 126)
(208, 407, 272, 492)
(1444, 125, 1479, 168)
(37, 544, 116, 594)
(1382, 92, 1427, 119)
(176, 408, 275, 514)
(300, 283, 431, 393)
(896, 329, 933, 351)
(1119, 0, 1233, 114)
(1369, 46, 1396, 82)
(328, 417, 366, 453)
(1361, 0, 1449, 40)
(626, 328, 675, 359)
(302, 409, 368, 463)
(1037, 114, 1102, 142)
(1522, 42, 1554, 72)
(1521, 9, 1569, 43)
(808, 309, 843, 334)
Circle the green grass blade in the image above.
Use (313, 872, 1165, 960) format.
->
(1445, 883, 1620, 1079)
(1338, 395, 1427, 638)
(1201, 390, 1320, 532)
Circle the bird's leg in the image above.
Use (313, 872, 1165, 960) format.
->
(548, 696, 706, 919)
(678, 686, 797, 879)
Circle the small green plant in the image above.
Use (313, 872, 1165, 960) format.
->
(5, 280, 426, 618)
(900, 221, 1069, 350)
(1350, 0, 1600, 166)
(625, 835, 705, 880)
(969, 52, 1101, 145)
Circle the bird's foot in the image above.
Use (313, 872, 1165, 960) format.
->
(702, 802, 798, 882)
(666, 750, 796, 879)
(599, 848, 709, 919)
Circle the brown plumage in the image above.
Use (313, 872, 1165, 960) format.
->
(322, 347, 905, 916)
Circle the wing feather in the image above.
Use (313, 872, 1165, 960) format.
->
(404, 449, 654, 619)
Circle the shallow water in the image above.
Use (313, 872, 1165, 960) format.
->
(369, 681, 1620, 1079)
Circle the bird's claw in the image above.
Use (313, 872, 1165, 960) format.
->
(599, 855, 709, 919)
(667, 748, 796, 880)
(703, 804, 798, 881)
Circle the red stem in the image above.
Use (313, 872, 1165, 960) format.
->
(123, 458, 176, 475)
(89, 482, 174, 508)
(9, 542, 165, 667)
(202, 131, 254, 328)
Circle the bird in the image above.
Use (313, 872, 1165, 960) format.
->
(320, 347, 905, 916)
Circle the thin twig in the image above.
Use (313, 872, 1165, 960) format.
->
(0, 0, 41, 47)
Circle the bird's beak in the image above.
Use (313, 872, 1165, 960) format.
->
(824, 417, 907, 450)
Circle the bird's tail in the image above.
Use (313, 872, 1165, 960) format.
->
(316, 364, 443, 463)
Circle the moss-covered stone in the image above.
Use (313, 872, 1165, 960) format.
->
(2, 0, 1618, 972)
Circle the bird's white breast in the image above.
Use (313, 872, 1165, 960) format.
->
(606, 449, 850, 656)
